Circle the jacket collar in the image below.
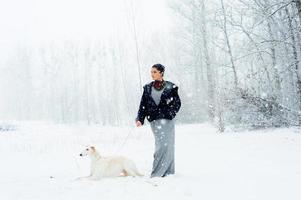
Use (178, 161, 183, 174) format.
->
(146, 81, 171, 106)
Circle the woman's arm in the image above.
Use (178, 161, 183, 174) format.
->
(136, 86, 148, 125)
(169, 86, 181, 117)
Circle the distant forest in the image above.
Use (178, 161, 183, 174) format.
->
(1, 0, 300, 131)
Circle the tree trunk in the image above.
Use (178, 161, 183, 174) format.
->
(220, 0, 239, 89)
(263, 0, 281, 94)
(295, 0, 301, 26)
(285, 6, 301, 125)
(266, 20, 281, 92)
(200, 0, 215, 122)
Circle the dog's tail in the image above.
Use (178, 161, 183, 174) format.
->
(124, 160, 144, 177)
(135, 171, 144, 177)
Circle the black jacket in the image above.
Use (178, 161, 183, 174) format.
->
(136, 81, 181, 125)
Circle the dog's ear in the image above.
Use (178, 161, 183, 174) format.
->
(90, 146, 96, 152)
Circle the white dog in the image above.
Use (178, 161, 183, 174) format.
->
(77, 146, 143, 180)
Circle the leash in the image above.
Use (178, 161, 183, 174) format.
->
(73, 155, 81, 175)
(113, 125, 136, 154)
(113, 78, 140, 154)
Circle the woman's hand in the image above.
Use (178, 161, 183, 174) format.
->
(136, 121, 142, 127)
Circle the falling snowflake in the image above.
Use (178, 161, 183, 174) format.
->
(166, 97, 173, 104)
(187, 93, 193, 98)
(160, 120, 167, 125)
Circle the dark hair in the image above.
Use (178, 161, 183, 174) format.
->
(152, 63, 165, 76)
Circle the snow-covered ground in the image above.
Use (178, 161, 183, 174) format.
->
(0, 122, 301, 200)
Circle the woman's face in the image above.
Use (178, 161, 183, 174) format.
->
(151, 67, 163, 81)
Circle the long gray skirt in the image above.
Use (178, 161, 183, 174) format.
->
(150, 119, 175, 177)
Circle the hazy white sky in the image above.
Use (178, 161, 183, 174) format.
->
(0, 0, 172, 65)
(0, 0, 171, 44)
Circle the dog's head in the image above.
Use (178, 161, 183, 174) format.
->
(79, 146, 96, 157)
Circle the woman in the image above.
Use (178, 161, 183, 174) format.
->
(136, 64, 181, 178)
